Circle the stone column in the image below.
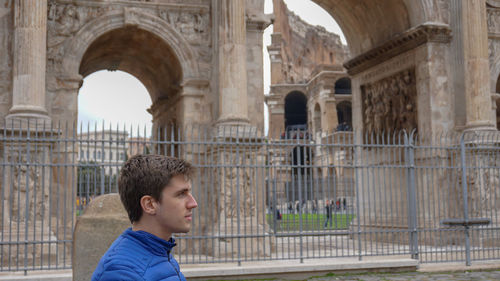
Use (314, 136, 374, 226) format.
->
(6, 0, 50, 124)
(323, 98, 338, 132)
(460, 0, 496, 129)
(217, 0, 249, 125)
(246, 2, 272, 133)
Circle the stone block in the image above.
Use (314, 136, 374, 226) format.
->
(72, 193, 129, 281)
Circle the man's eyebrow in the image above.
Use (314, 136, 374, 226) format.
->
(175, 187, 191, 194)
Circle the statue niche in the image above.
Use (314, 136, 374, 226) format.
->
(361, 69, 417, 135)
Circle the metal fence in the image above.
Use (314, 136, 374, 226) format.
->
(0, 120, 499, 272)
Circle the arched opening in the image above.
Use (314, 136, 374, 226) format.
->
(78, 70, 152, 126)
(336, 101, 352, 131)
(78, 26, 185, 153)
(79, 26, 183, 129)
(76, 26, 184, 209)
(285, 91, 308, 130)
(335, 77, 351, 95)
(313, 103, 321, 133)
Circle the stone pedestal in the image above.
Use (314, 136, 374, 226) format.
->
(0, 127, 58, 268)
(203, 133, 271, 259)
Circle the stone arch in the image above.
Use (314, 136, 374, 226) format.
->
(62, 9, 199, 81)
(311, 0, 440, 56)
(491, 54, 500, 92)
(58, 8, 204, 131)
(284, 91, 308, 130)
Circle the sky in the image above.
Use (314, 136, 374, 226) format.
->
(78, 0, 345, 134)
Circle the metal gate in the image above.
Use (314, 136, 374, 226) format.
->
(0, 121, 499, 272)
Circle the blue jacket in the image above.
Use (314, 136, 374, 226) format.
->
(92, 228, 186, 281)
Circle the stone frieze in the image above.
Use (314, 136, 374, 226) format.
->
(47, 0, 210, 69)
(488, 7, 500, 36)
(361, 68, 417, 134)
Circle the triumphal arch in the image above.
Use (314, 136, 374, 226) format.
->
(0, 0, 500, 270)
(0, 0, 498, 133)
(0, 0, 272, 132)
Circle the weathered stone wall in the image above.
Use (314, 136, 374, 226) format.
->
(267, 0, 349, 136)
(272, 0, 347, 85)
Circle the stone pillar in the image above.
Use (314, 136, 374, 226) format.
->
(205, 142, 270, 259)
(323, 98, 338, 132)
(217, 0, 249, 125)
(7, 0, 50, 124)
(179, 79, 210, 130)
(459, 0, 496, 129)
(266, 98, 284, 139)
(246, 2, 272, 133)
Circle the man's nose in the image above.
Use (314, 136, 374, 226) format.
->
(187, 194, 198, 209)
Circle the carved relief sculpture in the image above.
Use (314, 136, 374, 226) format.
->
(361, 69, 417, 134)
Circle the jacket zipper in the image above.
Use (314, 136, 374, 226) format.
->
(168, 252, 182, 280)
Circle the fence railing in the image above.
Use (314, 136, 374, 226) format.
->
(0, 121, 499, 272)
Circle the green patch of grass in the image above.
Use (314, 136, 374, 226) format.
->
(266, 213, 355, 231)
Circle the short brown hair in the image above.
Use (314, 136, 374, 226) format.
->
(118, 154, 194, 223)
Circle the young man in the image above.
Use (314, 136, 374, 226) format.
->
(92, 154, 198, 281)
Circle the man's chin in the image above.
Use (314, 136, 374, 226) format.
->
(176, 227, 191, 234)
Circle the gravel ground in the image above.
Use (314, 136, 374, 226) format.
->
(307, 270, 500, 281)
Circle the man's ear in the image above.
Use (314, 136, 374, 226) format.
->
(140, 195, 158, 215)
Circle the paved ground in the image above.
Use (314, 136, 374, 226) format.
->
(308, 270, 500, 281)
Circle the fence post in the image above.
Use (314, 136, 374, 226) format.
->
(235, 132, 242, 267)
(405, 132, 418, 260)
(354, 132, 362, 261)
(459, 135, 471, 266)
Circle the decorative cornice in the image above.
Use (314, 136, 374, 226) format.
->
(487, 0, 500, 8)
(246, 14, 273, 32)
(344, 23, 451, 75)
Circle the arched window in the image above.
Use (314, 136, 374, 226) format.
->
(335, 78, 351, 95)
(284, 91, 308, 130)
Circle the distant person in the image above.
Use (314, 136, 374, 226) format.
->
(324, 200, 333, 228)
(92, 154, 198, 281)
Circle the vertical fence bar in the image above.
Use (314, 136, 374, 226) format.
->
(354, 132, 362, 261)
(405, 132, 418, 259)
(460, 135, 471, 266)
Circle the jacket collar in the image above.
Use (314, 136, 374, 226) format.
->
(124, 228, 177, 256)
